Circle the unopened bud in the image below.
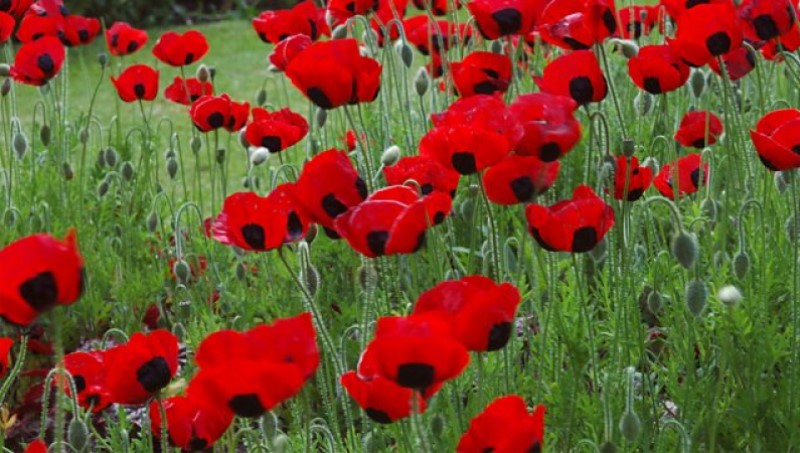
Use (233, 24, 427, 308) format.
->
(67, 418, 89, 452)
(104, 148, 118, 167)
(256, 88, 268, 106)
(62, 162, 74, 181)
(718, 284, 742, 307)
(732, 250, 750, 279)
(490, 40, 504, 54)
(430, 414, 445, 438)
(173, 260, 192, 284)
(622, 138, 635, 158)
(216, 148, 226, 164)
(167, 158, 179, 179)
(619, 410, 641, 441)
(97, 180, 109, 197)
(395, 41, 413, 67)
(121, 161, 135, 181)
(690, 69, 705, 98)
(685, 279, 708, 317)
(302, 265, 320, 296)
(97, 52, 108, 67)
(647, 291, 662, 314)
(634, 92, 653, 116)
(358, 263, 378, 292)
(190, 136, 202, 154)
(414, 67, 430, 97)
(701, 198, 718, 221)
(671, 230, 698, 269)
(0, 64, 9, 77)
(13, 132, 28, 160)
(381, 145, 401, 166)
(616, 39, 639, 58)
(1, 79, 10, 97)
(40, 124, 51, 146)
(316, 108, 327, 128)
(250, 147, 270, 166)
(235, 262, 248, 281)
(332, 24, 348, 40)
(146, 211, 159, 233)
(196, 64, 211, 83)
(3, 209, 16, 227)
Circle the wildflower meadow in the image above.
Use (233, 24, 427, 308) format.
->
(0, 0, 798, 451)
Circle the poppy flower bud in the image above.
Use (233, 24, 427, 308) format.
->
(622, 139, 636, 158)
(0, 63, 9, 76)
(121, 161, 135, 181)
(97, 180, 110, 198)
(381, 145, 401, 166)
(490, 40, 505, 54)
(196, 64, 211, 83)
(615, 39, 639, 58)
(256, 88, 268, 107)
(315, 107, 327, 128)
(79, 127, 89, 145)
(68, 418, 89, 452)
(634, 92, 653, 116)
(40, 124, 51, 146)
(1, 79, 10, 97)
(689, 70, 705, 98)
(718, 285, 742, 307)
(600, 441, 618, 453)
(261, 412, 279, 439)
(414, 67, 430, 96)
(733, 250, 750, 279)
(250, 147, 270, 166)
(235, 262, 248, 281)
(164, 149, 176, 161)
(105, 148, 118, 168)
(173, 259, 192, 284)
(431, 414, 445, 438)
(146, 211, 159, 233)
(774, 171, 790, 194)
(13, 132, 27, 160)
(215, 148, 226, 165)
(3, 209, 17, 227)
(62, 162, 74, 181)
(272, 434, 290, 453)
(671, 230, 699, 269)
(642, 156, 659, 175)
(685, 279, 708, 317)
(395, 41, 414, 68)
(190, 136, 202, 154)
(332, 24, 348, 40)
(647, 291, 662, 314)
(96, 51, 108, 67)
(619, 410, 641, 441)
(167, 158, 179, 179)
(96, 149, 107, 167)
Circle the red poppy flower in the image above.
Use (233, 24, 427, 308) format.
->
(421, 95, 524, 175)
(252, 0, 329, 44)
(152, 30, 209, 67)
(526, 185, 615, 253)
(457, 395, 546, 453)
(383, 156, 460, 198)
(104, 330, 180, 405)
(269, 34, 312, 72)
(483, 154, 560, 205)
(1, 0, 33, 18)
(370, 0, 410, 44)
(618, 5, 659, 39)
(15, 14, 59, 42)
(59, 14, 100, 47)
(341, 371, 429, 424)
(738, 0, 796, 42)
(653, 153, 709, 198)
(358, 314, 470, 390)
(334, 185, 452, 257)
(761, 23, 800, 60)
(150, 395, 234, 451)
(63, 351, 112, 413)
(404, 16, 471, 56)
(285, 39, 381, 110)
(536, 50, 607, 105)
(750, 109, 800, 171)
(412, 0, 460, 15)
(627, 44, 690, 95)
(412, 276, 522, 351)
(164, 77, 213, 106)
(143, 304, 160, 329)
(0, 228, 83, 326)
(659, 0, 728, 19)
(509, 92, 581, 161)
(326, 0, 381, 26)
(344, 130, 358, 151)
(190, 94, 250, 133)
(25, 0, 66, 17)
(708, 46, 756, 81)
(0, 12, 15, 43)
(611, 155, 653, 201)
(105, 21, 147, 56)
(212, 184, 311, 252)
(667, 2, 742, 67)
(466, 0, 543, 40)
(111, 64, 159, 103)
(0, 337, 12, 378)
(295, 148, 368, 231)
(10, 35, 65, 86)
(451, 51, 512, 97)
(674, 110, 724, 148)
(538, 0, 618, 50)
(23, 440, 47, 453)
(245, 107, 309, 153)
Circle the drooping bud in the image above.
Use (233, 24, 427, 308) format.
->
(430, 414, 445, 438)
(40, 124, 51, 146)
(250, 147, 270, 166)
(121, 161, 135, 181)
(62, 162, 74, 181)
(332, 24, 348, 39)
(0, 63, 9, 77)
(173, 260, 192, 284)
(104, 148, 118, 167)
(671, 230, 698, 269)
(358, 262, 378, 292)
(190, 136, 202, 154)
(256, 88, 268, 106)
(395, 40, 414, 68)
(167, 158, 179, 179)
(13, 132, 28, 160)
(196, 64, 211, 83)
(617, 39, 639, 58)
(67, 418, 89, 452)
(732, 250, 750, 279)
(315, 107, 327, 128)
(302, 264, 321, 297)
(235, 262, 248, 281)
(216, 148, 226, 164)
(619, 410, 641, 441)
(146, 211, 159, 233)
(381, 145, 401, 166)
(97, 180, 110, 198)
(490, 40, 504, 54)
(600, 441, 618, 453)
(647, 291, 662, 314)
(79, 127, 89, 144)
(685, 279, 708, 317)
(3, 209, 17, 227)
(690, 69, 705, 98)
(414, 67, 430, 97)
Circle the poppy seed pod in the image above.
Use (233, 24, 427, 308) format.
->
(381, 145, 401, 166)
(13, 132, 27, 160)
(68, 418, 89, 452)
(105, 148, 118, 168)
(671, 230, 698, 269)
(97, 52, 108, 67)
(685, 279, 708, 317)
(121, 161, 135, 181)
(315, 108, 327, 128)
(414, 67, 430, 96)
(689, 70, 705, 98)
(733, 250, 750, 279)
(718, 285, 742, 307)
(257, 88, 268, 107)
(62, 163, 74, 181)
(166, 158, 179, 179)
(622, 139, 636, 158)
(173, 260, 192, 284)
(0, 64, 9, 77)
(1, 79, 10, 97)
(634, 92, 653, 116)
(619, 410, 641, 441)
(40, 124, 51, 147)
(146, 211, 159, 233)
(395, 41, 414, 68)
(190, 136, 202, 154)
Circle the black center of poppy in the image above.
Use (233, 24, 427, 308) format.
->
(572, 226, 598, 253)
(321, 193, 348, 218)
(356, 178, 368, 200)
(705, 32, 731, 56)
(396, 363, 435, 389)
(690, 167, 702, 188)
(136, 356, 171, 392)
(692, 138, 706, 148)
(420, 183, 434, 195)
(188, 438, 208, 451)
(562, 37, 591, 50)
(323, 226, 342, 239)
(85, 394, 101, 408)
(207, 112, 225, 129)
(308, 20, 319, 40)
(626, 188, 645, 201)
(365, 408, 393, 424)
(745, 48, 756, 68)
(540, 142, 561, 162)
(483, 448, 495, 453)
(792, 145, 800, 156)
(78, 30, 89, 42)
(127, 42, 139, 53)
(510, 176, 535, 202)
(366, 231, 390, 256)
(73, 375, 87, 393)
(487, 322, 512, 351)
(307, 87, 333, 110)
(528, 442, 542, 453)
(286, 211, 304, 239)
(184, 53, 195, 65)
(241, 224, 266, 250)
(451, 152, 478, 175)
(345, 1, 356, 12)
(643, 77, 662, 94)
(228, 394, 265, 418)
(629, 21, 643, 39)
(260, 136, 282, 152)
(491, 8, 522, 36)
(433, 211, 445, 224)
(482, 68, 500, 79)
(134, 84, 146, 98)
(568, 76, 594, 105)
(19, 271, 58, 311)
(110, 34, 119, 47)
(758, 155, 778, 171)
(37, 54, 55, 75)
(602, 9, 617, 34)
(685, 0, 709, 8)
(414, 231, 427, 252)
(473, 81, 499, 95)
(753, 14, 780, 40)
